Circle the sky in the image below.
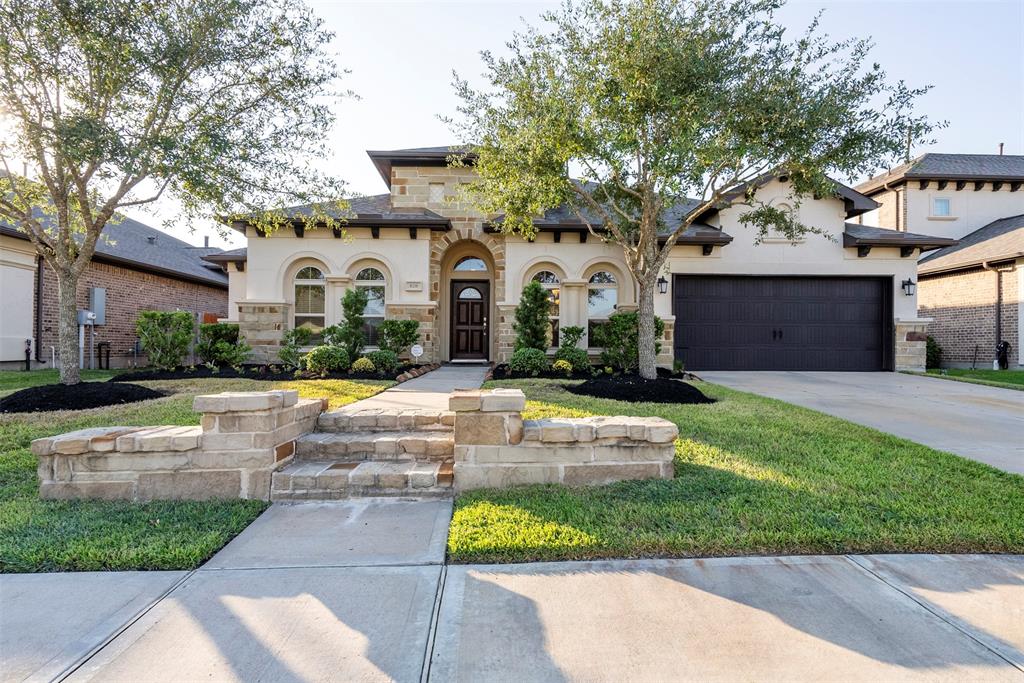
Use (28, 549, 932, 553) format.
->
(123, 0, 1024, 250)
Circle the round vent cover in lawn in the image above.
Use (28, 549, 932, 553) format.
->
(0, 382, 164, 413)
(566, 376, 715, 404)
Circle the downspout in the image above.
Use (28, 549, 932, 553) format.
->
(982, 260, 1017, 353)
(34, 255, 44, 363)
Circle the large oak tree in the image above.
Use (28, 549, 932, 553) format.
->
(452, 0, 940, 378)
(0, 0, 347, 384)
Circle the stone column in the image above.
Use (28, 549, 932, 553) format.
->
(237, 302, 289, 364)
(895, 318, 932, 372)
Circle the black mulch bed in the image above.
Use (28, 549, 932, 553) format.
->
(109, 364, 423, 383)
(491, 364, 700, 382)
(0, 381, 164, 413)
(565, 375, 715, 404)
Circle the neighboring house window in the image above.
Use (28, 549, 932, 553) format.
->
(355, 267, 386, 346)
(932, 197, 951, 217)
(429, 183, 445, 203)
(294, 266, 326, 337)
(532, 270, 560, 348)
(453, 256, 488, 272)
(587, 270, 618, 346)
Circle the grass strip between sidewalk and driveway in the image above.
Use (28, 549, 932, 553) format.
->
(910, 368, 1024, 392)
(0, 375, 392, 573)
(448, 378, 1024, 564)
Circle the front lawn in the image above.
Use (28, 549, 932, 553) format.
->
(920, 368, 1024, 391)
(448, 379, 1024, 563)
(0, 375, 391, 573)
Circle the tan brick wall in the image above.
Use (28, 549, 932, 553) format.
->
(38, 260, 228, 366)
(918, 267, 1020, 367)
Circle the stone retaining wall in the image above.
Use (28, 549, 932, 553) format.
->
(32, 390, 322, 501)
(450, 388, 676, 490)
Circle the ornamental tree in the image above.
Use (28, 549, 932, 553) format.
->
(451, 0, 940, 378)
(0, 0, 347, 384)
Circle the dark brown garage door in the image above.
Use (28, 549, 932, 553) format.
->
(673, 276, 892, 371)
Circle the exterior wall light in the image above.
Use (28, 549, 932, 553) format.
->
(657, 276, 669, 294)
(901, 279, 916, 296)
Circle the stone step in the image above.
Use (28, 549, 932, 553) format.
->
(317, 408, 454, 433)
(271, 459, 453, 501)
(296, 430, 454, 462)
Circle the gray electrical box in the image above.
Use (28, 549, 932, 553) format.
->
(88, 287, 106, 325)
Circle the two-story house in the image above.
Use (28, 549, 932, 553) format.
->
(208, 146, 956, 372)
(855, 154, 1024, 368)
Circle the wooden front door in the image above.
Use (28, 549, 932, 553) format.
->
(451, 281, 489, 360)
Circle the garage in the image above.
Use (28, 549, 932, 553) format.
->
(672, 275, 892, 371)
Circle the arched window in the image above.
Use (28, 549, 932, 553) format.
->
(587, 270, 618, 347)
(355, 266, 386, 346)
(294, 266, 326, 336)
(458, 286, 483, 300)
(453, 256, 488, 272)
(531, 270, 561, 348)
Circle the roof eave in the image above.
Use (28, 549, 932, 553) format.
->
(919, 252, 1024, 276)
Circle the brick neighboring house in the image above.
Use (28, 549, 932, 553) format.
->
(855, 154, 1024, 369)
(0, 217, 229, 370)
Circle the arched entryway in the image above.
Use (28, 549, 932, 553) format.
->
(438, 240, 497, 362)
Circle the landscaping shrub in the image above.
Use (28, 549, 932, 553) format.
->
(593, 311, 664, 372)
(335, 288, 369, 359)
(195, 323, 251, 366)
(305, 345, 351, 375)
(351, 356, 375, 373)
(279, 327, 313, 370)
(552, 359, 573, 377)
(379, 319, 420, 355)
(136, 310, 195, 370)
(514, 280, 552, 351)
(926, 335, 943, 369)
(509, 347, 549, 375)
(366, 349, 400, 373)
(553, 325, 590, 372)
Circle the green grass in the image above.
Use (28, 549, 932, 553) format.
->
(917, 368, 1024, 391)
(448, 378, 1024, 564)
(0, 375, 392, 573)
(0, 368, 124, 396)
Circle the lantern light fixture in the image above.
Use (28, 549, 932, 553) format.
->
(901, 279, 916, 296)
(657, 276, 669, 294)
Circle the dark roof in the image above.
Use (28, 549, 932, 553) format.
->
(919, 214, 1024, 275)
(202, 247, 247, 264)
(842, 223, 957, 252)
(367, 145, 474, 187)
(226, 193, 452, 233)
(857, 154, 1024, 195)
(695, 173, 878, 221)
(1, 216, 228, 288)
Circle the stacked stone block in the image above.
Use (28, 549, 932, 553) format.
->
(450, 388, 677, 490)
(32, 390, 322, 501)
(236, 303, 289, 364)
(894, 319, 931, 372)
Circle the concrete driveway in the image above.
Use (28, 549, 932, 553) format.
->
(699, 371, 1024, 474)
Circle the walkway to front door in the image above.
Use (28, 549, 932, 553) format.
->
(351, 365, 489, 412)
(451, 280, 489, 360)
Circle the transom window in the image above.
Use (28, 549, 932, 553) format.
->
(932, 197, 951, 217)
(458, 286, 483, 300)
(587, 270, 618, 347)
(355, 267, 386, 346)
(453, 256, 488, 272)
(294, 266, 326, 337)
(532, 270, 561, 348)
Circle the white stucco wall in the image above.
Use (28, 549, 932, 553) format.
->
(862, 184, 1024, 239)
(0, 234, 37, 361)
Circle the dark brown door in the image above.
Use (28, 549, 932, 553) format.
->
(673, 275, 891, 371)
(451, 281, 489, 360)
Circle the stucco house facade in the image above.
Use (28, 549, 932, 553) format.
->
(855, 154, 1024, 368)
(212, 146, 955, 372)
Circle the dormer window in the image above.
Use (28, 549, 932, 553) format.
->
(932, 197, 951, 217)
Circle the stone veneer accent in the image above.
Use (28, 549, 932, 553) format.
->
(237, 303, 290, 364)
(449, 388, 677, 490)
(894, 319, 931, 372)
(32, 390, 322, 501)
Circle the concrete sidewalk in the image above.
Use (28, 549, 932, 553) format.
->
(699, 371, 1024, 474)
(5, 499, 1021, 682)
(352, 365, 489, 411)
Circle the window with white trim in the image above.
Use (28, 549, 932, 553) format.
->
(355, 267, 385, 346)
(531, 270, 560, 348)
(587, 271, 618, 347)
(932, 197, 951, 217)
(293, 266, 326, 337)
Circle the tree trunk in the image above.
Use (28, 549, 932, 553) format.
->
(55, 268, 82, 385)
(636, 274, 658, 380)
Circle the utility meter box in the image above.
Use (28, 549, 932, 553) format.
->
(88, 287, 106, 325)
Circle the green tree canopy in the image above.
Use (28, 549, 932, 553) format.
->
(451, 0, 941, 378)
(0, 0, 347, 383)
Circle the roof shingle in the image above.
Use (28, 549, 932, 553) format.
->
(919, 214, 1024, 274)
